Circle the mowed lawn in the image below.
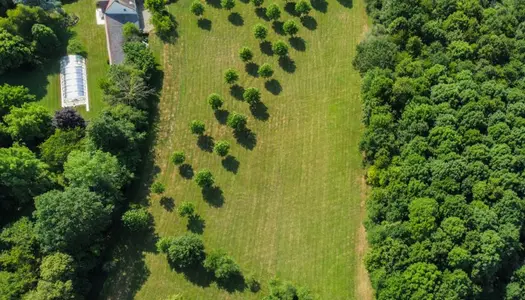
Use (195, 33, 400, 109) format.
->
(0, 0, 108, 118)
(102, 0, 370, 299)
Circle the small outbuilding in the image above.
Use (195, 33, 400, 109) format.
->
(59, 55, 89, 111)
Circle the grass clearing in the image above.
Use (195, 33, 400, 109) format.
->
(101, 0, 371, 299)
(0, 0, 108, 119)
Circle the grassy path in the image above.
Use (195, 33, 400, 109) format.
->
(103, 0, 371, 299)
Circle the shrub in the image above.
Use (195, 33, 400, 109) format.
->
(123, 22, 142, 42)
(151, 11, 176, 40)
(253, 24, 268, 40)
(252, 0, 263, 6)
(214, 140, 230, 157)
(195, 169, 214, 188)
(221, 0, 235, 10)
(177, 201, 195, 217)
(227, 112, 247, 131)
(239, 46, 254, 62)
(190, 120, 206, 135)
(122, 208, 151, 231)
(283, 20, 299, 36)
(156, 236, 174, 253)
(167, 234, 205, 268)
(272, 40, 289, 56)
(224, 68, 239, 85)
(257, 63, 273, 79)
(204, 249, 241, 281)
(151, 181, 165, 194)
(66, 38, 86, 57)
(243, 87, 261, 105)
(266, 3, 281, 21)
(207, 93, 224, 110)
(171, 151, 185, 165)
(190, 1, 205, 17)
(295, 0, 311, 16)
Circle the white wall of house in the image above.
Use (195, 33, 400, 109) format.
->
(105, 2, 136, 14)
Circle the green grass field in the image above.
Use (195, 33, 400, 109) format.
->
(0, 0, 108, 118)
(102, 0, 371, 299)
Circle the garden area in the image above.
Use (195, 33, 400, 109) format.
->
(100, 0, 371, 299)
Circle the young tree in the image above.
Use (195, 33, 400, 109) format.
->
(34, 187, 112, 253)
(151, 11, 177, 41)
(227, 112, 248, 131)
(145, 0, 166, 12)
(0, 84, 36, 117)
(177, 201, 196, 217)
(295, 0, 311, 16)
(122, 207, 151, 231)
(190, 1, 205, 17)
(203, 249, 241, 281)
(243, 87, 261, 106)
(257, 63, 273, 79)
(214, 140, 230, 157)
(67, 38, 87, 57)
(266, 3, 281, 21)
(166, 234, 205, 268)
(190, 120, 206, 135)
(207, 93, 224, 110)
(195, 169, 214, 188)
(224, 68, 239, 85)
(221, 0, 235, 10)
(3, 103, 53, 146)
(239, 46, 254, 62)
(52, 107, 86, 130)
(171, 151, 185, 165)
(252, 0, 263, 6)
(283, 20, 299, 36)
(272, 40, 289, 56)
(151, 181, 166, 195)
(253, 24, 268, 40)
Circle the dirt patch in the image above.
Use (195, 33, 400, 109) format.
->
(355, 175, 374, 300)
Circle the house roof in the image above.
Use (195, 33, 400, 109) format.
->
(106, 0, 136, 11)
(104, 13, 139, 64)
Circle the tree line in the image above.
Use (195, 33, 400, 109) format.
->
(356, 0, 525, 299)
(0, 3, 158, 297)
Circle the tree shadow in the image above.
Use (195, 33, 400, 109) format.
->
(255, 7, 270, 21)
(260, 41, 274, 56)
(160, 196, 175, 211)
(239, 0, 249, 3)
(179, 164, 194, 179)
(289, 37, 306, 51)
(187, 214, 206, 234)
(172, 263, 214, 288)
(272, 21, 285, 35)
(228, 12, 244, 26)
(217, 273, 246, 293)
(214, 109, 229, 124)
(337, 0, 352, 8)
(311, 0, 328, 12)
(222, 155, 240, 174)
(0, 60, 59, 101)
(230, 84, 245, 100)
(198, 18, 212, 30)
(265, 79, 282, 95)
(284, 2, 299, 16)
(234, 129, 257, 150)
(245, 62, 260, 77)
(206, 0, 222, 8)
(300, 16, 317, 30)
(202, 186, 225, 207)
(197, 135, 215, 152)
(249, 101, 269, 121)
(278, 56, 297, 73)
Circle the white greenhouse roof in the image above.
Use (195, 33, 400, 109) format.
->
(60, 55, 89, 111)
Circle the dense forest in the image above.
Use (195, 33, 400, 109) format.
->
(356, 0, 525, 299)
(0, 3, 158, 299)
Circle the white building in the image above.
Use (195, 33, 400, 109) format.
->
(59, 55, 89, 111)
